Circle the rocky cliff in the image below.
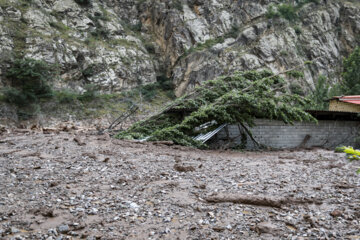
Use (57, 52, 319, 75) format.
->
(0, 0, 359, 95)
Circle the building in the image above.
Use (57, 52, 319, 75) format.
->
(329, 96, 360, 112)
(195, 111, 360, 150)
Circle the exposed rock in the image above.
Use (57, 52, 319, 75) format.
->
(0, 0, 359, 96)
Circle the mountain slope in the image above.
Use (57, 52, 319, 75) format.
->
(0, 0, 359, 95)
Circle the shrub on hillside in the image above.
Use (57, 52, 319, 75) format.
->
(5, 58, 54, 106)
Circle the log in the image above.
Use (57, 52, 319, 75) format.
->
(205, 193, 322, 208)
(205, 193, 284, 208)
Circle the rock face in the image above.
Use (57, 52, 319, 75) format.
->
(0, 0, 359, 94)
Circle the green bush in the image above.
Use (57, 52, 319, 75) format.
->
(278, 4, 298, 22)
(266, 5, 280, 19)
(287, 70, 304, 79)
(55, 90, 79, 104)
(293, 25, 302, 35)
(2, 87, 28, 105)
(140, 83, 157, 101)
(78, 84, 98, 102)
(267, 4, 298, 22)
(5, 58, 54, 106)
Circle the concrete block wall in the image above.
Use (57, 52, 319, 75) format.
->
(216, 119, 360, 149)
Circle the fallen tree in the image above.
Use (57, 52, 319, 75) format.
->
(116, 70, 316, 147)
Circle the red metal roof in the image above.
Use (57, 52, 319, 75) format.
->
(332, 96, 360, 105)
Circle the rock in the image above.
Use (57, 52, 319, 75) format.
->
(10, 227, 19, 234)
(0, 0, 358, 96)
(129, 202, 140, 211)
(74, 137, 86, 146)
(88, 208, 98, 215)
(174, 164, 195, 172)
(255, 222, 281, 234)
(58, 225, 70, 234)
(330, 210, 342, 218)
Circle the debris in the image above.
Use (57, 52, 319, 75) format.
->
(255, 222, 281, 234)
(174, 164, 195, 172)
(74, 136, 86, 146)
(205, 193, 322, 208)
(330, 210, 343, 218)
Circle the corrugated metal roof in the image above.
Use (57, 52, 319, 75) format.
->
(331, 96, 360, 105)
(193, 124, 227, 143)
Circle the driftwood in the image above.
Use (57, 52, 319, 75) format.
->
(205, 193, 322, 208)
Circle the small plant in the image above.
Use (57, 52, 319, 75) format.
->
(225, 25, 240, 39)
(278, 4, 298, 22)
(82, 64, 96, 78)
(88, 13, 110, 39)
(338, 146, 360, 174)
(266, 3, 298, 22)
(266, 5, 280, 19)
(54, 90, 79, 104)
(78, 84, 98, 102)
(145, 43, 156, 54)
(2, 87, 28, 106)
(128, 22, 142, 32)
(140, 83, 157, 101)
(289, 83, 305, 96)
(293, 25, 302, 35)
(287, 70, 304, 79)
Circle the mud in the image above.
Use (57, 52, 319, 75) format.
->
(0, 125, 359, 239)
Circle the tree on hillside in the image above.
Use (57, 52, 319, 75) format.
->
(342, 47, 360, 95)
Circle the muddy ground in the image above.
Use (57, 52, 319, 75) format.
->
(0, 124, 359, 240)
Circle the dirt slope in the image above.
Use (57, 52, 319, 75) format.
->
(0, 126, 359, 239)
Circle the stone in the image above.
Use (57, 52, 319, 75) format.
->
(58, 225, 70, 234)
(255, 222, 281, 234)
(330, 210, 342, 218)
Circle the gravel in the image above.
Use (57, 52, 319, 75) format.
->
(0, 126, 359, 239)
